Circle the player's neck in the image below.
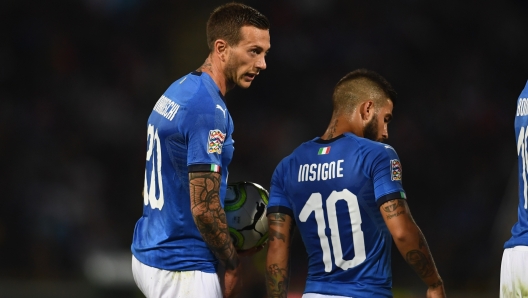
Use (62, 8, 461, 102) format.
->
(321, 114, 363, 140)
(198, 56, 233, 96)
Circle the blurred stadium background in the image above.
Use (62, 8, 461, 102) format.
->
(1, 0, 527, 297)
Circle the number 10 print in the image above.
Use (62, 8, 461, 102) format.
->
(299, 189, 366, 272)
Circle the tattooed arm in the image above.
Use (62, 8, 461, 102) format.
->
(189, 172, 240, 298)
(380, 199, 446, 298)
(265, 212, 295, 298)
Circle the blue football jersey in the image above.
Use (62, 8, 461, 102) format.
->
(505, 80, 528, 249)
(267, 132, 406, 297)
(131, 71, 234, 273)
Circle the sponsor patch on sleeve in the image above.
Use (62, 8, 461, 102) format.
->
(208, 129, 226, 154)
(390, 159, 402, 181)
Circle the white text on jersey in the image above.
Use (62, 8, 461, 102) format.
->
(516, 98, 528, 116)
(298, 160, 344, 182)
(517, 125, 528, 209)
(153, 95, 180, 121)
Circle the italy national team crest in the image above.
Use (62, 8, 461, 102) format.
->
(390, 159, 402, 181)
(208, 129, 226, 154)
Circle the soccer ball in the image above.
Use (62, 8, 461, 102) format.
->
(225, 181, 269, 251)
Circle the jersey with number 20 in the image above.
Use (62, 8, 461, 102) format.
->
(267, 133, 407, 297)
(131, 71, 234, 273)
(505, 80, 528, 249)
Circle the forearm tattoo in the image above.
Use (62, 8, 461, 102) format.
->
(405, 250, 434, 278)
(189, 172, 238, 270)
(267, 213, 294, 297)
(405, 231, 443, 288)
(266, 263, 289, 298)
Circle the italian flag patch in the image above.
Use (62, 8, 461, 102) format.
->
(318, 146, 331, 155)
(210, 164, 221, 173)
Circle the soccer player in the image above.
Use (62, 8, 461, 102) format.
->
(265, 69, 446, 298)
(500, 80, 528, 298)
(131, 3, 270, 298)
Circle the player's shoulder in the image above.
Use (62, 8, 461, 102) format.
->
(165, 71, 221, 104)
(166, 72, 225, 115)
(289, 137, 322, 156)
(166, 72, 201, 94)
(342, 132, 399, 156)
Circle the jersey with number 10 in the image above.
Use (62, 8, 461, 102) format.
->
(267, 133, 407, 297)
(505, 80, 528, 249)
(131, 71, 234, 273)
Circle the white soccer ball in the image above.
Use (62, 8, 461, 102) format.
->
(225, 181, 269, 251)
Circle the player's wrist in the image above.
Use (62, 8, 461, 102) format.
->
(224, 256, 240, 271)
(225, 259, 242, 273)
(427, 278, 443, 289)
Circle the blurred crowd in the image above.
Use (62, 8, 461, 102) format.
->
(1, 0, 527, 296)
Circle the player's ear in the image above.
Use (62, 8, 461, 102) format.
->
(214, 39, 228, 62)
(359, 101, 374, 121)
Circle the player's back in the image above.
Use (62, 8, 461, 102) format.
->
(132, 71, 234, 273)
(269, 132, 406, 297)
(506, 80, 528, 249)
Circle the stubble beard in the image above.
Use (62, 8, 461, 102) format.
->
(363, 114, 383, 142)
(224, 53, 243, 90)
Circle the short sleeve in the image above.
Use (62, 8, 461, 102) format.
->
(267, 160, 294, 218)
(184, 92, 228, 172)
(370, 144, 407, 208)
